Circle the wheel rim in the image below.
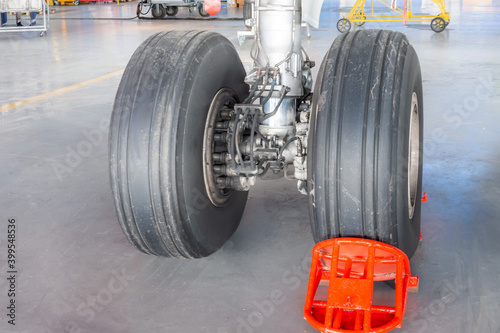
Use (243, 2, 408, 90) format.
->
(432, 18, 445, 32)
(203, 89, 237, 207)
(199, 6, 208, 16)
(354, 16, 365, 26)
(166, 6, 177, 15)
(153, 5, 164, 17)
(338, 19, 350, 32)
(408, 92, 420, 219)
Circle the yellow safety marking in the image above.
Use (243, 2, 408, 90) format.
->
(0, 69, 124, 113)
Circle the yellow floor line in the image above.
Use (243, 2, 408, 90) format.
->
(0, 68, 125, 113)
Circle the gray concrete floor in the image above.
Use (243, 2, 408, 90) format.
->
(0, 0, 499, 332)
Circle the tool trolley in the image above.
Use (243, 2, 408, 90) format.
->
(337, 0, 450, 33)
(136, 0, 210, 18)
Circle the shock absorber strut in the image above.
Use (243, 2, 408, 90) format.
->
(206, 0, 313, 194)
(253, 0, 304, 140)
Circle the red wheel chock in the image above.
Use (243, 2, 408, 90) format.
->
(304, 238, 419, 333)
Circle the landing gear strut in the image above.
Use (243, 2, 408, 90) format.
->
(109, 1, 423, 258)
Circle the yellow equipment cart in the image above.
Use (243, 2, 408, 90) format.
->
(337, 0, 450, 33)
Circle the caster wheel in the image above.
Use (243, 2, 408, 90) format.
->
(198, 4, 210, 17)
(431, 17, 446, 32)
(337, 18, 351, 33)
(308, 30, 423, 258)
(109, 31, 249, 258)
(74, 0, 79, 5)
(39, 31, 45, 37)
(165, 6, 178, 16)
(152, 4, 166, 19)
(354, 16, 365, 26)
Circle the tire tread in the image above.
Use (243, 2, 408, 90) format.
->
(308, 29, 422, 257)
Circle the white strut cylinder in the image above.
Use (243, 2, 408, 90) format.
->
(255, 0, 304, 97)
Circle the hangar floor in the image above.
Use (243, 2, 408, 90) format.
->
(0, 0, 499, 332)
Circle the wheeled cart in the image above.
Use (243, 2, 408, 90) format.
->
(53, 0, 79, 5)
(337, 0, 450, 33)
(136, 0, 210, 18)
(0, 0, 50, 36)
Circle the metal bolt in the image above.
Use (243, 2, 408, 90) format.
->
(214, 133, 227, 142)
(212, 153, 226, 163)
(216, 177, 232, 189)
(216, 121, 230, 130)
(213, 165, 227, 175)
(220, 110, 232, 119)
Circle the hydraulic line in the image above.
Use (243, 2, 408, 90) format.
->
(243, 70, 264, 104)
(279, 136, 298, 159)
(252, 81, 275, 105)
(260, 86, 288, 122)
(230, 107, 241, 170)
(259, 82, 276, 105)
(249, 110, 259, 167)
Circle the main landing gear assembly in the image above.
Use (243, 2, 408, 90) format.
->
(110, 0, 423, 260)
(110, 0, 424, 329)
